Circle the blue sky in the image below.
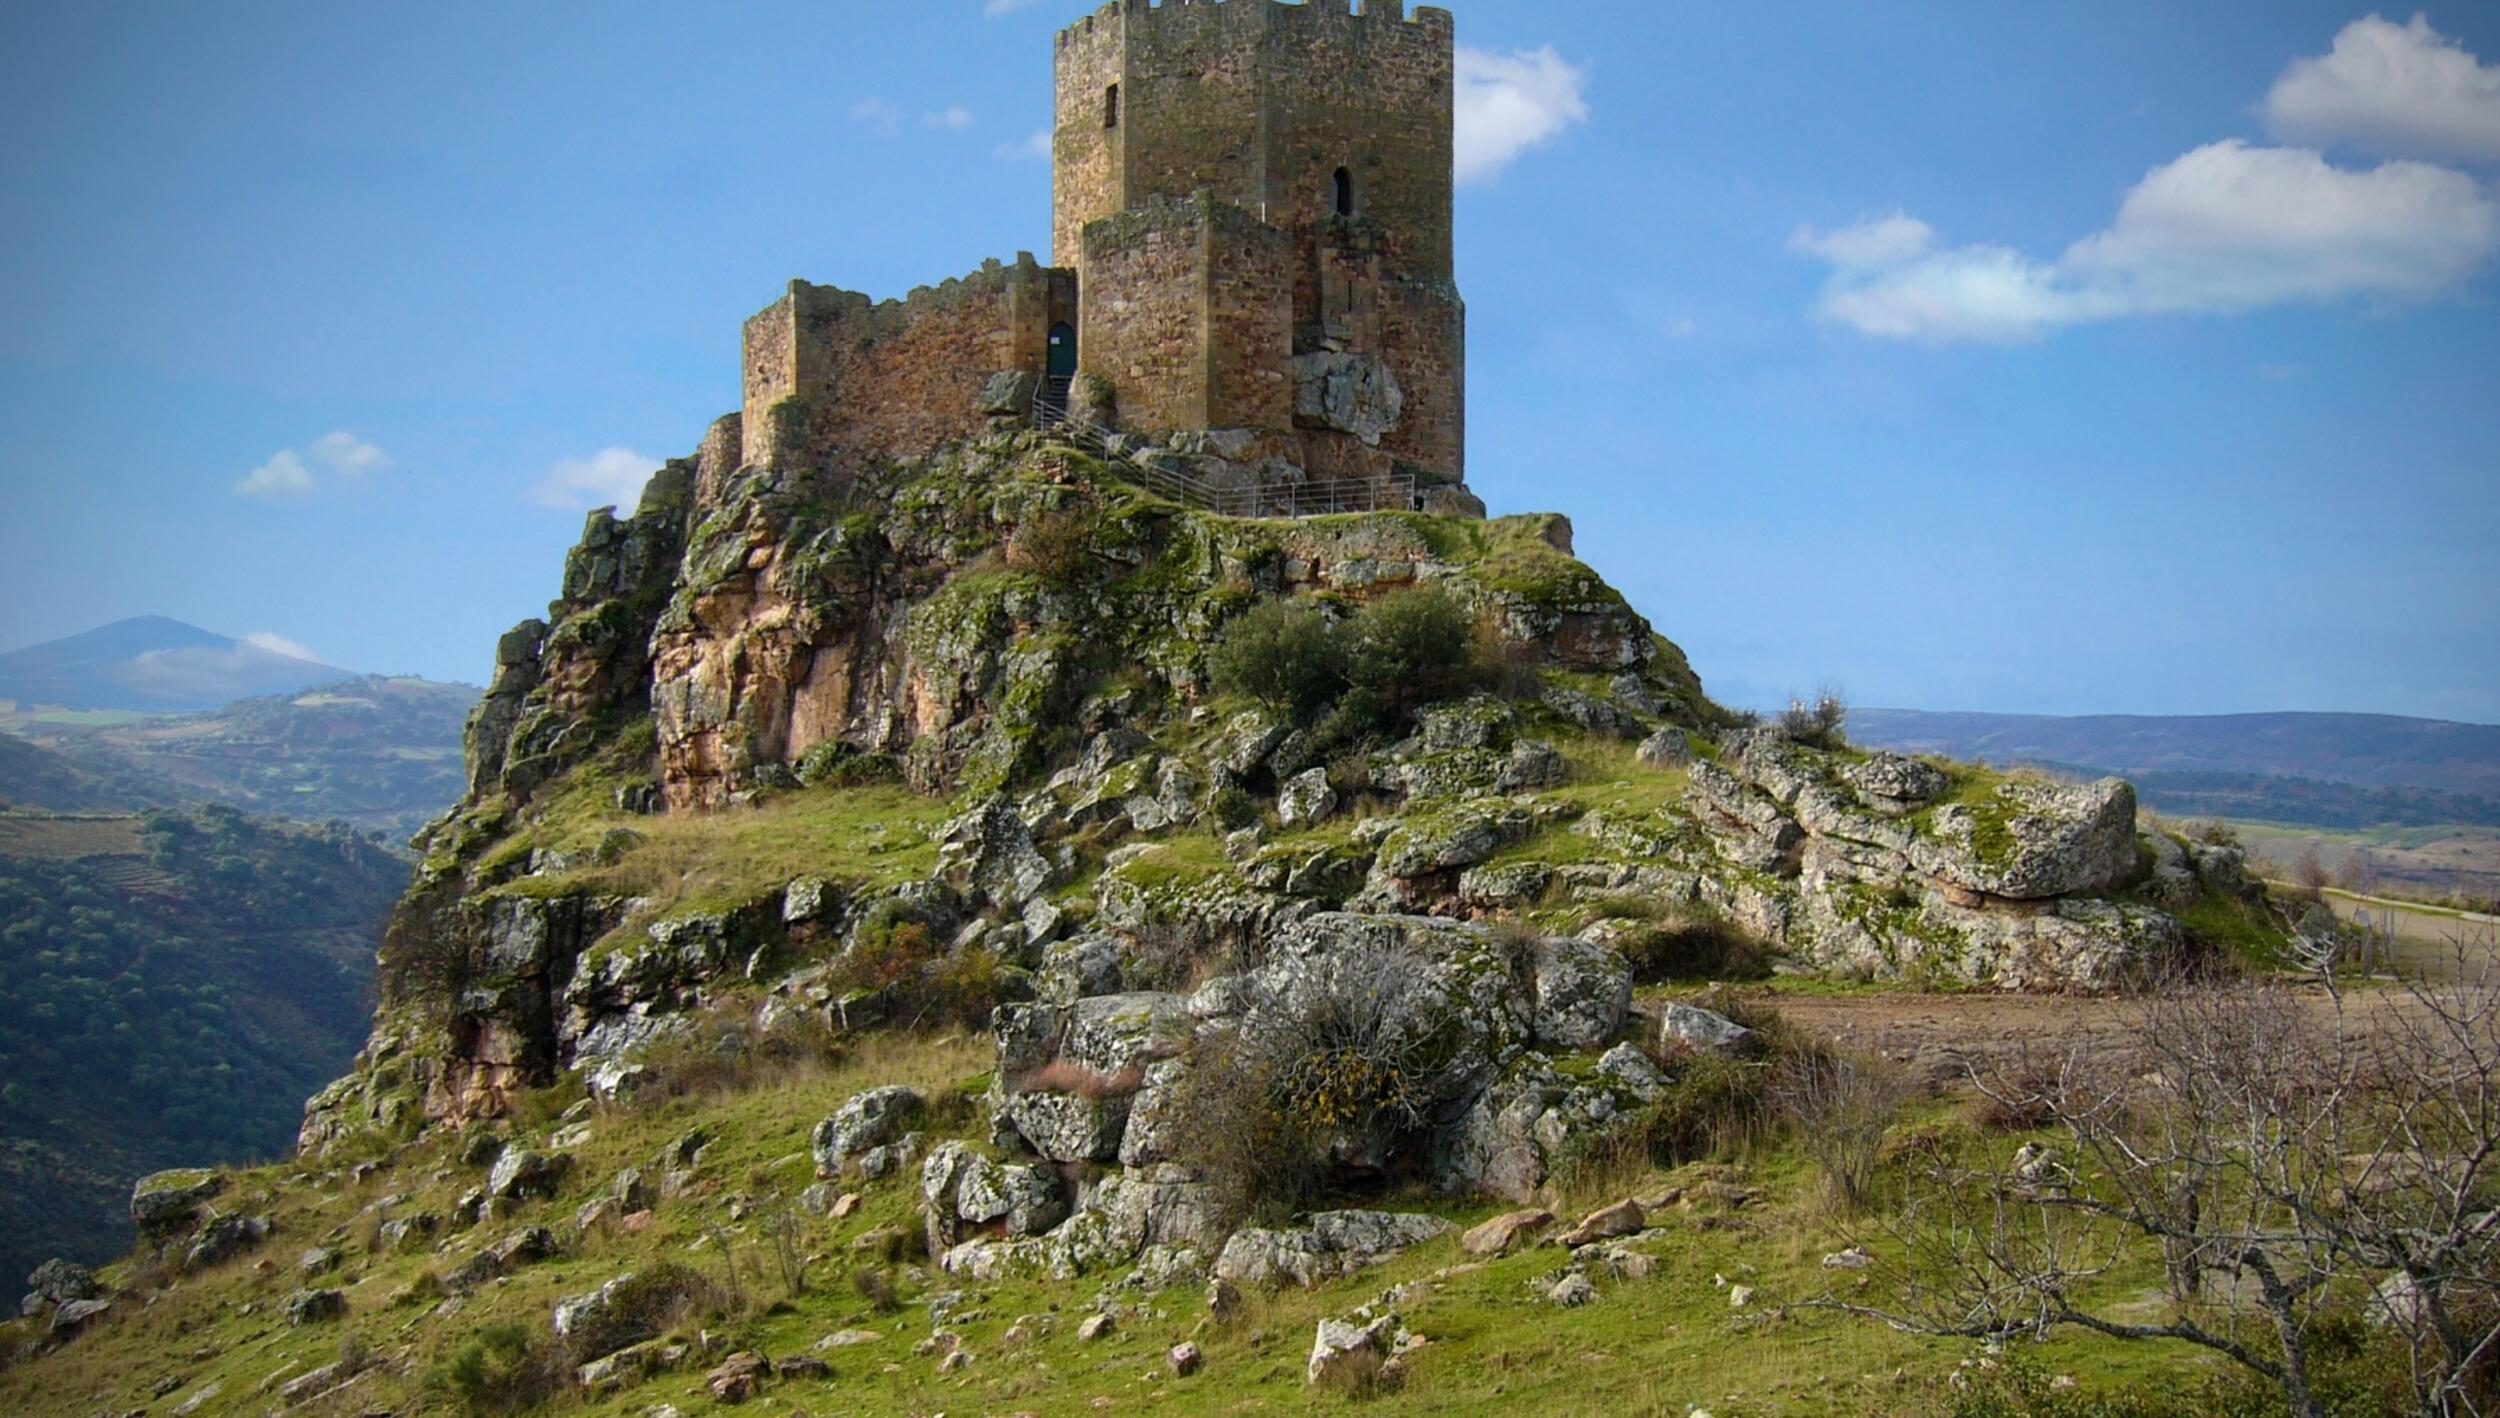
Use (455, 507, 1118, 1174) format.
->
(1, 1, 2495, 720)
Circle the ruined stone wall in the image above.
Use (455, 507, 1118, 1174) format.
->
(1079, 196, 1293, 434)
(740, 256, 1078, 476)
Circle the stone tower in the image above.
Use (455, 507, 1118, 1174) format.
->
(1052, 0, 1465, 491)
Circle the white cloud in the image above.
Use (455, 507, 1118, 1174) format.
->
(530, 448, 663, 511)
(1664, 316, 1699, 339)
(243, 631, 322, 663)
(926, 106, 974, 131)
(1795, 141, 2499, 343)
(996, 130, 1052, 162)
(306, 430, 388, 477)
(1453, 45, 1589, 185)
(233, 430, 392, 498)
(234, 450, 315, 499)
(849, 97, 902, 135)
(983, 0, 1036, 15)
(2264, 13, 2500, 164)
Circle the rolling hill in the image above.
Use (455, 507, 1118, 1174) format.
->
(1850, 708, 2500, 830)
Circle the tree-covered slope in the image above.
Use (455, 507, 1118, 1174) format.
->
(0, 805, 404, 1285)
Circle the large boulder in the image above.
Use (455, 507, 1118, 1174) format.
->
(1658, 1002, 1758, 1058)
(488, 1149, 574, 1200)
(184, 1213, 273, 1271)
(1531, 936, 1631, 1049)
(1290, 352, 1404, 446)
(938, 797, 1055, 908)
(1214, 1211, 1453, 1289)
(131, 1169, 222, 1235)
(920, 1141, 1069, 1253)
(811, 1086, 925, 1174)
(19, 1259, 99, 1316)
(1916, 778, 2141, 901)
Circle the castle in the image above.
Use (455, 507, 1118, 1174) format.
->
(739, 0, 1476, 517)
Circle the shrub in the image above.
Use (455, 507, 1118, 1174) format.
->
(1209, 785, 1259, 832)
(1343, 587, 1479, 719)
(1208, 598, 1348, 718)
(1166, 941, 1460, 1227)
(1610, 904, 1768, 983)
(828, 904, 1004, 1033)
(1769, 1049, 1918, 1213)
(1007, 506, 1098, 585)
(1778, 686, 1848, 748)
(794, 741, 902, 789)
(1015, 1058, 1145, 1102)
(427, 1322, 570, 1416)
(852, 1264, 902, 1313)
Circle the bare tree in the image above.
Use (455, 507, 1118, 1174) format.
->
(1770, 1049, 1918, 1214)
(1821, 941, 2500, 1418)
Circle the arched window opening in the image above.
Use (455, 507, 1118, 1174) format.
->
(1333, 166, 1356, 218)
(1104, 84, 1120, 129)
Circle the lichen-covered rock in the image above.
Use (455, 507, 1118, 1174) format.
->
(938, 796, 1055, 908)
(1916, 778, 2141, 901)
(1530, 935, 1631, 1049)
(811, 1087, 926, 1174)
(1659, 1003, 1758, 1058)
(131, 1169, 222, 1234)
(488, 1148, 573, 1200)
(1215, 1211, 1453, 1289)
(1374, 800, 1534, 879)
(1843, 752, 1948, 813)
(1278, 768, 1338, 827)
(923, 1141, 1070, 1253)
(19, 1259, 99, 1316)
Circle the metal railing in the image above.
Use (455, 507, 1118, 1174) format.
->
(1028, 379, 1416, 519)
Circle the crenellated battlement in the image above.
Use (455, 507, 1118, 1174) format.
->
(1057, 0, 1451, 48)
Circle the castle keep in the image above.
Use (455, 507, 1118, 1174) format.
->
(741, 0, 1474, 515)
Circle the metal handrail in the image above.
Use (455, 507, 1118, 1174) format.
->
(1028, 379, 1417, 520)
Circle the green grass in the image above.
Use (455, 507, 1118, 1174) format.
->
(5, 1017, 2272, 1418)
(503, 781, 949, 925)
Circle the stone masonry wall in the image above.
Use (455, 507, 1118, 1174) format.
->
(1053, 0, 1453, 280)
(1079, 197, 1292, 434)
(741, 256, 1079, 478)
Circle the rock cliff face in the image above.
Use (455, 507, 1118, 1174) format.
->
(295, 423, 2264, 1282)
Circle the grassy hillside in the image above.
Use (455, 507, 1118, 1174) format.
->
(0, 804, 405, 1286)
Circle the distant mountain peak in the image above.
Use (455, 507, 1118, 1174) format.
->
(0, 617, 356, 714)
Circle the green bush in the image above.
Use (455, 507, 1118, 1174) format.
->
(427, 1322, 568, 1416)
(829, 903, 1006, 1033)
(1343, 587, 1479, 719)
(794, 741, 901, 789)
(1208, 599, 1348, 717)
(1609, 904, 1769, 983)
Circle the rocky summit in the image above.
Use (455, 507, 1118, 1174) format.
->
(0, 417, 2283, 1414)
